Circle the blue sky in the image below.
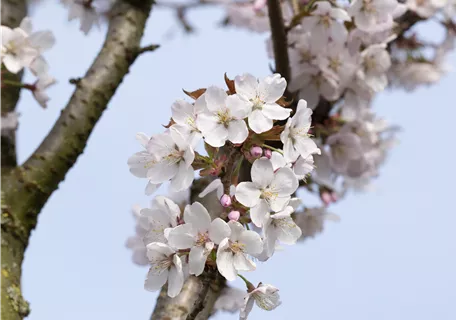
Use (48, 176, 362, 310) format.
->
(17, 3, 456, 320)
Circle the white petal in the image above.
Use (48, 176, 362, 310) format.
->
(270, 152, 287, 171)
(184, 202, 211, 232)
(167, 224, 195, 249)
(209, 218, 231, 244)
(248, 109, 273, 134)
(250, 199, 270, 228)
(198, 178, 223, 198)
(275, 218, 302, 244)
(258, 74, 287, 103)
(147, 160, 178, 184)
(261, 103, 291, 121)
(216, 238, 237, 281)
(205, 86, 228, 112)
(196, 112, 218, 133)
(271, 167, 299, 195)
(144, 268, 168, 292)
(227, 119, 248, 144)
(226, 94, 250, 119)
(171, 99, 194, 125)
(145, 182, 160, 196)
(235, 182, 261, 207)
(294, 137, 321, 159)
(170, 125, 189, 151)
(233, 253, 256, 271)
(238, 230, 263, 255)
(2, 55, 23, 73)
(269, 196, 291, 212)
(203, 123, 228, 147)
(189, 245, 211, 276)
(234, 73, 258, 100)
(167, 256, 184, 297)
(240, 296, 255, 320)
(169, 162, 194, 192)
(146, 242, 175, 257)
(28, 31, 55, 51)
(228, 220, 246, 242)
(251, 157, 274, 188)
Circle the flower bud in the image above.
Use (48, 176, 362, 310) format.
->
(253, 0, 267, 11)
(320, 192, 332, 206)
(220, 194, 232, 207)
(264, 149, 272, 159)
(250, 146, 263, 158)
(228, 210, 240, 221)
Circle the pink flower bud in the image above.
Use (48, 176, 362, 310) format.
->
(264, 149, 272, 159)
(320, 192, 332, 206)
(250, 146, 263, 158)
(253, 0, 267, 11)
(228, 210, 240, 221)
(220, 194, 232, 207)
(330, 192, 338, 203)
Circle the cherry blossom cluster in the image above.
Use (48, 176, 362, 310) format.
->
(127, 73, 326, 318)
(1, 17, 56, 108)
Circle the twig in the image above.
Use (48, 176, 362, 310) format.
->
(267, 0, 291, 83)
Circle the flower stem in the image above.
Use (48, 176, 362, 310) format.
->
(238, 274, 255, 292)
(1, 79, 26, 88)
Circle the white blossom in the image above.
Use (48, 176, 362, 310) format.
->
(357, 43, 391, 92)
(141, 196, 181, 245)
(128, 127, 195, 192)
(171, 97, 204, 147)
(300, 1, 350, 50)
(263, 206, 302, 258)
(196, 86, 250, 147)
(348, 0, 401, 33)
(1, 23, 38, 73)
(125, 205, 149, 266)
(240, 284, 281, 320)
(326, 132, 364, 174)
(294, 207, 340, 240)
(61, 0, 114, 34)
(280, 99, 320, 163)
(145, 242, 184, 297)
(234, 73, 291, 134)
(235, 158, 299, 227)
(31, 74, 56, 108)
(407, 0, 447, 18)
(167, 202, 231, 276)
(216, 220, 263, 281)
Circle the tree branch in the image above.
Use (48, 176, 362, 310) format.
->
(1, 0, 27, 171)
(267, 0, 291, 83)
(1, 1, 155, 319)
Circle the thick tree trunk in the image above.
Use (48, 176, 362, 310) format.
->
(1, 1, 155, 319)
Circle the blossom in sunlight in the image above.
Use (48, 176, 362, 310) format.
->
(263, 206, 302, 258)
(125, 205, 149, 266)
(235, 158, 298, 227)
(406, 0, 447, 18)
(196, 86, 250, 147)
(300, 1, 350, 50)
(216, 220, 263, 281)
(31, 74, 57, 108)
(145, 242, 184, 298)
(171, 97, 204, 147)
(280, 99, 320, 163)
(61, 0, 114, 34)
(326, 132, 364, 174)
(240, 283, 281, 320)
(167, 202, 230, 276)
(1, 22, 38, 73)
(234, 73, 291, 134)
(348, 0, 402, 33)
(294, 207, 340, 240)
(141, 196, 181, 245)
(357, 44, 392, 92)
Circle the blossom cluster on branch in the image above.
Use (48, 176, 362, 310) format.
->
(1, 17, 56, 108)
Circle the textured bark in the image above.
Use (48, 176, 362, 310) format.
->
(150, 178, 226, 320)
(1, 0, 27, 171)
(1, 1, 155, 319)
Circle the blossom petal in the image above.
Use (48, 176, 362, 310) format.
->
(169, 162, 194, 192)
(271, 167, 299, 196)
(216, 238, 237, 281)
(250, 199, 270, 228)
(227, 119, 248, 144)
(238, 230, 263, 255)
(189, 244, 212, 276)
(171, 99, 194, 125)
(261, 103, 291, 121)
(240, 296, 255, 320)
(226, 94, 250, 119)
(209, 218, 231, 244)
(248, 109, 273, 134)
(184, 202, 211, 232)
(144, 268, 168, 292)
(235, 182, 261, 207)
(205, 86, 228, 112)
(147, 160, 178, 184)
(167, 224, 195, 249)
(233, 253, 256, 271)
(258, 74, 287, 103)
(234, 73, 258, 100)
(167, 256, 184, 297)
(251, 158, 274, 189)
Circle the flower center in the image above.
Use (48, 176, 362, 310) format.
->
(229, 241, 245, 254)
(329, 57, 342, 72)
(186, 117, 198, 131)
(250, 97, 264, 111)
(149, 256, 172, 275)
(365, 56, 377, 72)
(165, 149, 184, 164)
(320, 15, 332, 28)
(272, 217, 296, 229)
(195, 232, 209, 246)
(261, 188, 278, 203)
(217, 109, 233, 127)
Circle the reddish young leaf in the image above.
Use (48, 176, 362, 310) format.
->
(224, 73, 236, 94)
(163, 118, 175, 128)
(182, 88, 206, 100)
